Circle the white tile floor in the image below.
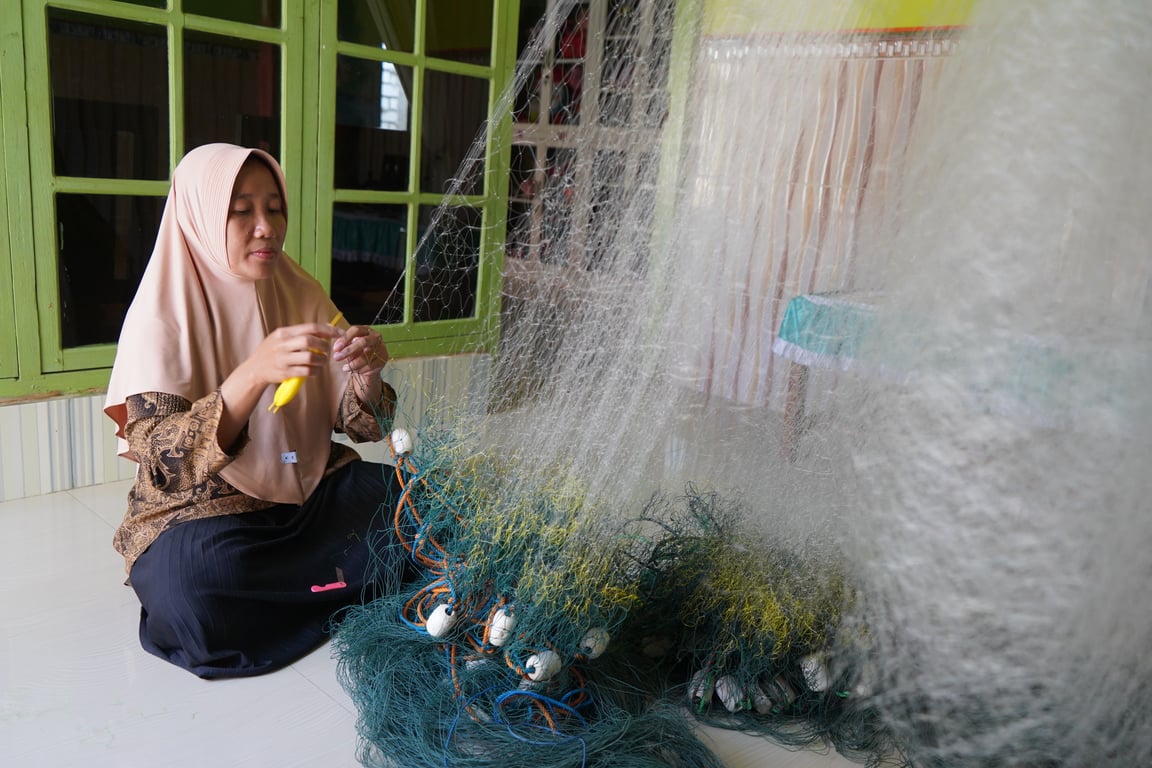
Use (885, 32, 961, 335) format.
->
(0, 479, 855, 768)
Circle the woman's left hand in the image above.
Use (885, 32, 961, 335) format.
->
(332, 325, 389, 380)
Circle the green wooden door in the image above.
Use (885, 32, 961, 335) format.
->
(0, 66, 16, 382)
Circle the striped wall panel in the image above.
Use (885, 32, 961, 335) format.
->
(0, 354, 490, 502)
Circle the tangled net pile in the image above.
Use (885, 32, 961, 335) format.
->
(334, 420, 900, 768)
(336, 0, 1152, 766)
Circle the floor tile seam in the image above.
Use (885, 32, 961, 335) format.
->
(286, 664, 358, 716)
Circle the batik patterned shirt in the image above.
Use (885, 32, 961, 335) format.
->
(113, 382, 389, 573)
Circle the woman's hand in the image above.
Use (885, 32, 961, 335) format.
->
(216, 323, 342, 451)
(332, 325, 389, 406)
(332, 325, 388, 377)
(248, 323, 343, 386)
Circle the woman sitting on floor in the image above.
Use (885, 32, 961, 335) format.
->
(104, 142, 411, 679)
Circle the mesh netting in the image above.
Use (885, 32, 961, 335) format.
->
(337, 1, 1152, 767)
(335, 421, 896, 768)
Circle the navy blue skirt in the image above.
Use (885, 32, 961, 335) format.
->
(129, 460, 411, 679)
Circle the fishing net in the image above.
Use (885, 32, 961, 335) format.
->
(334, 420, 895, 767)
(336, 1, 1152, 766)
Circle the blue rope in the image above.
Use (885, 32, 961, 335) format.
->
(493, 689, 589, 732)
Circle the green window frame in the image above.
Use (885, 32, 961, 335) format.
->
(19, 0, 308, 382)
(0, 0, 520, 400)
(307, 0, 520, 358)
(1, 8, 36, 387)
(0, 48, 17, 382)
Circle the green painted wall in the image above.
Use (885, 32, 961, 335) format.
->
(702, 0, 977, 35)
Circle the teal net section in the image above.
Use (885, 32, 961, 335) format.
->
(333, 420, 902, 768)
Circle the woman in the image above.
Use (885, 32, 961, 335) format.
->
(104, 143, 409, 679)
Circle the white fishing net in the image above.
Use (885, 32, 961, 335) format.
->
(363, 1, 1152, 764)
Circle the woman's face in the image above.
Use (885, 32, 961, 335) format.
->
(226, 159, 286, 280)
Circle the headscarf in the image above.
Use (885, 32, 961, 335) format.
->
(104, 143, 350, 504)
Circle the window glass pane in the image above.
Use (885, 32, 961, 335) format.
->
(506, 143, 538, 261)
(56, 193, 164, 348)
(184, 32, 281, 156)
(505, 199, 534, 261)
(512, 5, 548, 124)
(508, 143, 537, 203)
(585, 149, 626, 270)
(111, 0, 166, 8)
(48, 11, 169, 180)
(513, 64, 542, 123)
(427, 0, 493, 65)
(420, 70, 488, 194)
(606, 0, 640, 38)
(644, 44, 671, 128)
(338, 0, 415, 51)
(331, 203, 408, 326)
(599, 36, 633, 127)
(550, 3, 587, 125)
(414, 204, 479, 323)
(184, 0, 281, 28)
(540, 147, 576, 265)
(334, 55, 411, 191)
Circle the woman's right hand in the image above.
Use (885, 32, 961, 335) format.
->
(216, 323, 343, 452)
(244, 323, 343, 387)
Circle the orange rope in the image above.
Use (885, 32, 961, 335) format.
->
(531, 698, 558, 732)
(391, 459, 452, 570)
(481, 598, 508, 647)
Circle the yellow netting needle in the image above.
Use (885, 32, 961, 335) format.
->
(268, 311, 345, 413)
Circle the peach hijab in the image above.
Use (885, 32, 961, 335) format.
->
(104, 143, 350, 504)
